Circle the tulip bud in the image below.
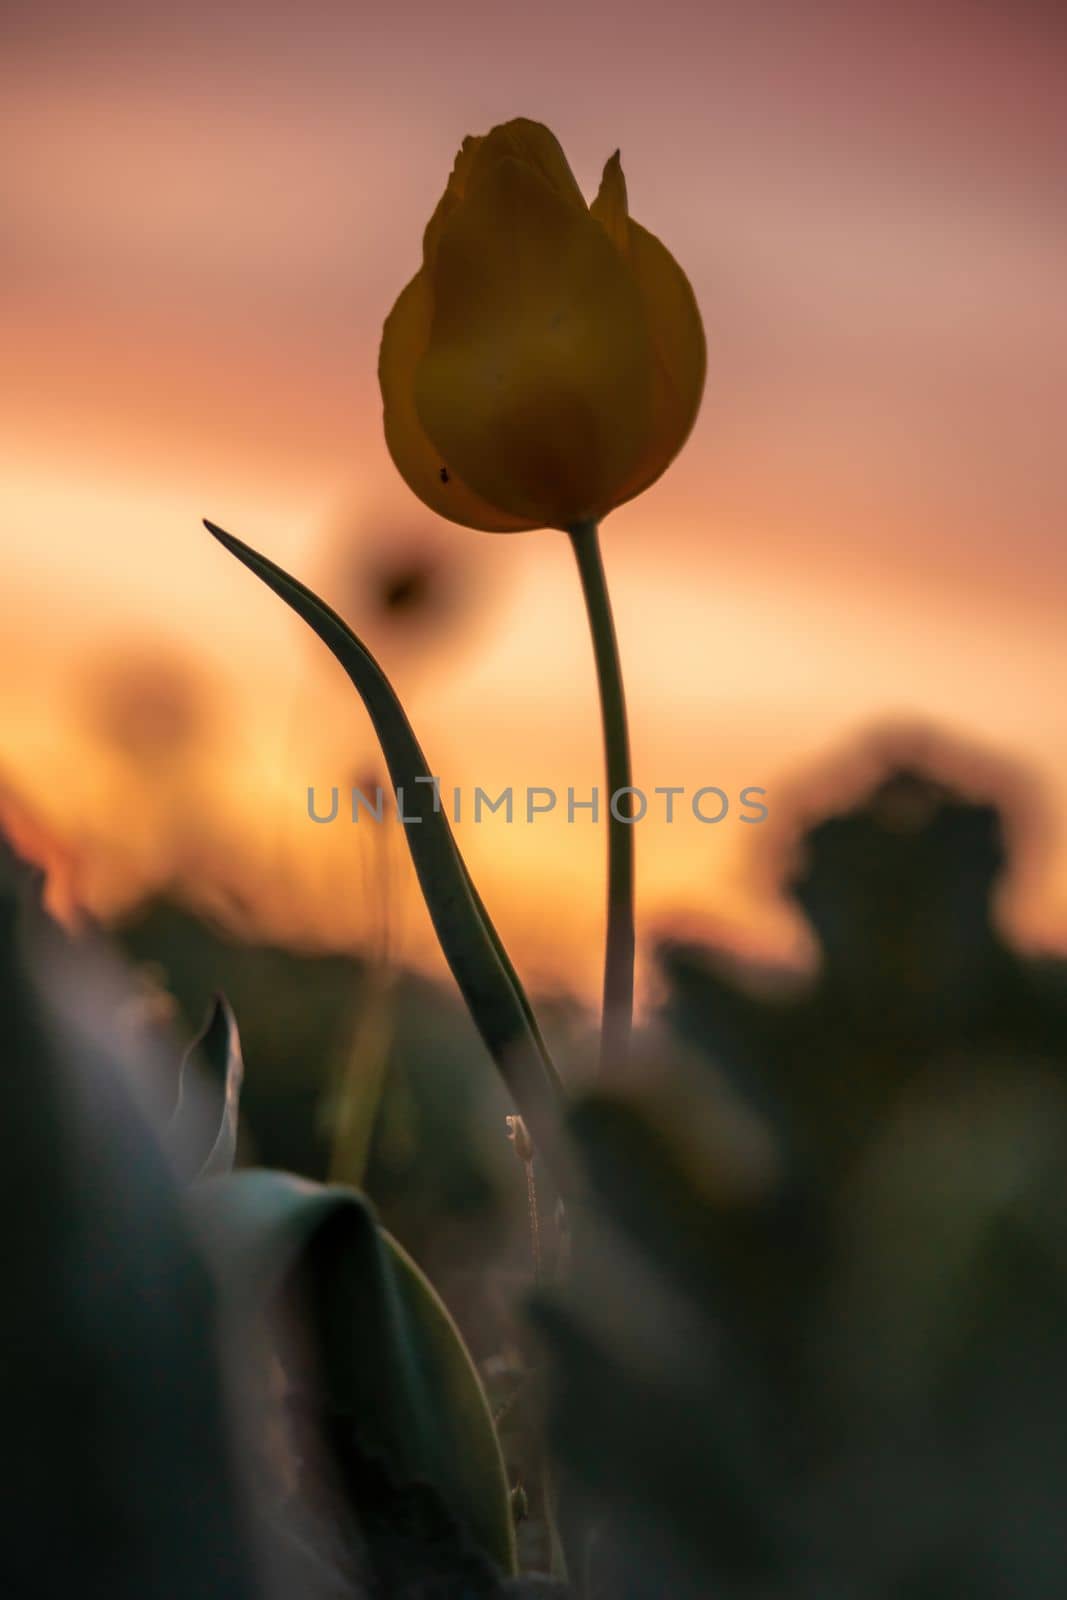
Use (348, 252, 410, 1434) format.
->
(379, 119, 705, 532)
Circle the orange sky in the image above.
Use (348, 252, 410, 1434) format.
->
(3, 0, 1067, 1001)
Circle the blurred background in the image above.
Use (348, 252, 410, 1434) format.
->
(6, 6, 1067, 1592)
(4, 0, 1066, 1004)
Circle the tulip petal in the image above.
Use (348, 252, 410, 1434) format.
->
(592, 152, 706, 509)
(414, 155, 654, 528)
(589, 148, 629, 252)
(425, 121, 585, 272)
(465, 118, 587, 211)
(379, 269, 537, 532)
(613, 217, 706, 506)
(423, 135, 484, 269)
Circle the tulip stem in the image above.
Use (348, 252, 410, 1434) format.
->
(568, 519, 634, 1076)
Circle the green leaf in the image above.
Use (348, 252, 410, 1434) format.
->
(0, 838, 261, 1597)
(327, 969, 395, 1190)
(528, 1093, 793, 1592)
(204, 519, 566, 1181)
(169, 993, 245, 1180)
(190, 1169, 517, 1575)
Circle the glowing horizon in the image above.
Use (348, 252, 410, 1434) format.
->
(4, 0, 1066, 1001)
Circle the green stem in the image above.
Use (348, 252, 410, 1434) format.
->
(568, 520, 634, 1075)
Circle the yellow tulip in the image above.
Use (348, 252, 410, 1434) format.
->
(379, 118, 706, 532)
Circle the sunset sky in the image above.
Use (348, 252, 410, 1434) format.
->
(3, 0, 1066, 1001)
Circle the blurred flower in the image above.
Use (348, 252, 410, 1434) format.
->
(328, 514, 488, 656)
(370, 552, 442, 619)
(83, 646, 211, 771)
(380, 118, 705, 532)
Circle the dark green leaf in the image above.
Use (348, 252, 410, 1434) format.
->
(0, 836, 260, 1597)
(191, 1168, 517, 1576)
(204, 520, 566, 1183)
(169, 993, 245, 1180)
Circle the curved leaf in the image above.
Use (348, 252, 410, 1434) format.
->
(204, 519, 566, 1181)
(168, 993, 245, 1181)
(190, 1168, 517, 1576)
(1, 840, 261, 1597)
